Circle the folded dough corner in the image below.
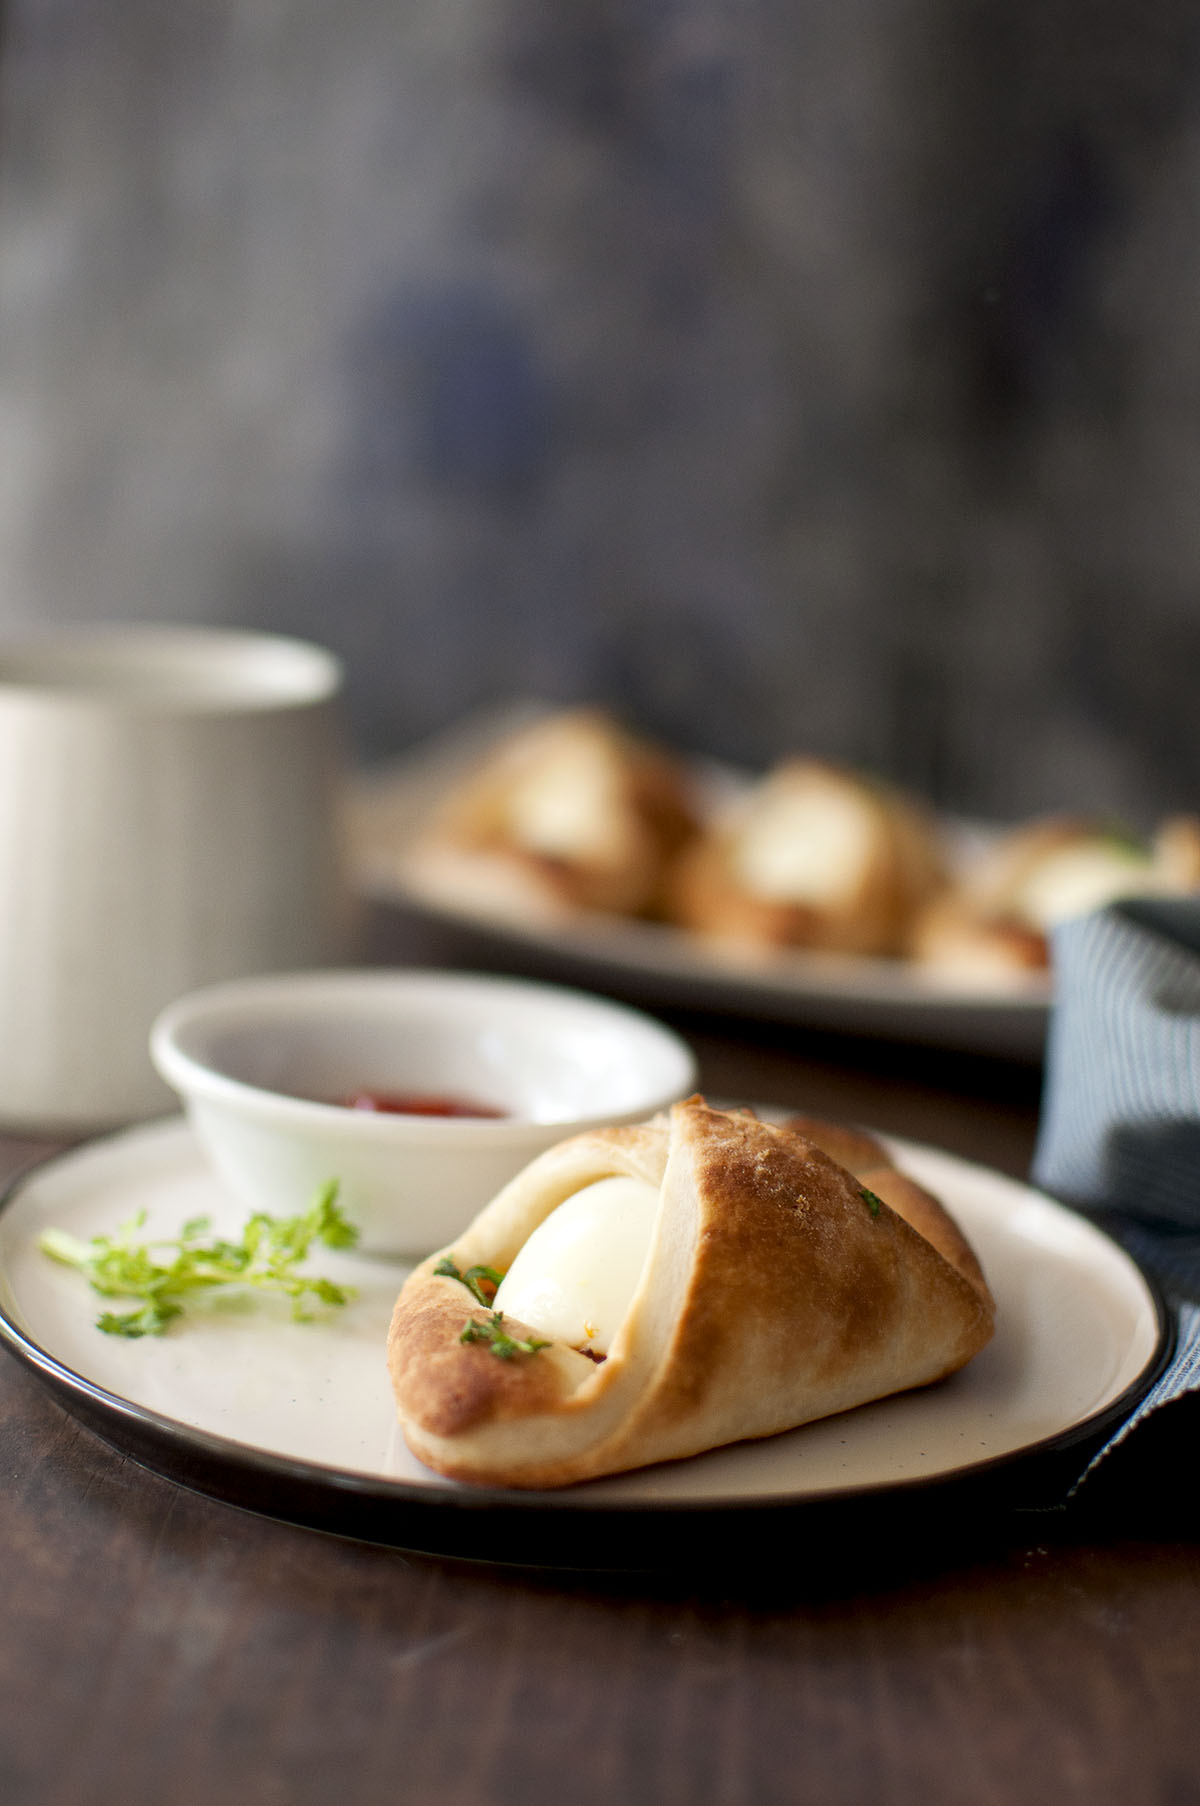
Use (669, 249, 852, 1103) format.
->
(387, 1096, 995, 1488)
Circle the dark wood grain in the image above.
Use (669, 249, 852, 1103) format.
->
(2, 1343, 1199, 1806)
(2, 986, 1197, 1806)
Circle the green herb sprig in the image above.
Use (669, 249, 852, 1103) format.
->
(860, 1186, 883, 1219)
(435, 1255, 549, 1359)
(39, 1180, 359, 1337)
(459, 1311, 550, 1360)
(433, 1256, 503, 1307)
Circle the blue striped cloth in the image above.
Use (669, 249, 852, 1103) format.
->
(1033, 899, 1200, 1485)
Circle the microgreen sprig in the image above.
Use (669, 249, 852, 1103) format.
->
(459, 1311, 550, 1360)
(435, 1256, 549, 1359)
(39, 1180, 359, 1337)
(433, 1256, 504, 1308)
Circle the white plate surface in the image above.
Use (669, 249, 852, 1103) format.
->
(348, 705, 1051, 1060)
(0, 1117, 1161, 1508)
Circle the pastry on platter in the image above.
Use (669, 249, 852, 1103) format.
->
(911, 814, 1200, 979)
(666, 759, 944, 957)
(387, 1097, 995, 1489)
(406, 708, 698, 920)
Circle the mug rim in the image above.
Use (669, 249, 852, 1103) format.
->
(0, 623, 342, 713)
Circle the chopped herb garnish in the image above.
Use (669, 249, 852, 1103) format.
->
(459, 1310, 550, 1360)
(39, 1181, 358, 1337)
(436, 1258, 547, 1357)
(1099, 822, 1148, 859)
(434, 1256, 504, 1307)
(860, 1187, 883, 1219)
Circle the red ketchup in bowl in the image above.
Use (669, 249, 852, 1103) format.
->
(341, 1090, 508, 1119)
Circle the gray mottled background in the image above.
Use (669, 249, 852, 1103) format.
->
(3, 0, 1200, 824)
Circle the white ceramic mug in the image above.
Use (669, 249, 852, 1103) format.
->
(0, 625, 355, 1132)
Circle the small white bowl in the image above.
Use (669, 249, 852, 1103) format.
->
(150, 969, 697, 1255)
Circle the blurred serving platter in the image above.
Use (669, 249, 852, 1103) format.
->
(348, 703, 1052, 1060)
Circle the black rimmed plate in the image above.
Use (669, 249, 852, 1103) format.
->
(0, 1118, 1171, 1568)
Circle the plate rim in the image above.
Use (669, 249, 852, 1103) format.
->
(363, 881, 1053, 1017)
(0, 1118, 1174, 1556)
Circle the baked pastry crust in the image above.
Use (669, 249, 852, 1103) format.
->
(667, 760, 944, 956)
(782, 1113, 990, 1300)
(407, 707, 698, 920)
(388, 1098, 995, 1489)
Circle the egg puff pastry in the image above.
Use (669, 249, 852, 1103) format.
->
(406, 706, 698, 921)
(387, 1097, 995, 1489)
(666, 760, 944, 957)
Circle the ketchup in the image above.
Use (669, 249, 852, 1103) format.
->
(341, 1090, 507, 1119)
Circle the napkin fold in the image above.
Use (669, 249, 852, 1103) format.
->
(1033, 898, 1200, 1487)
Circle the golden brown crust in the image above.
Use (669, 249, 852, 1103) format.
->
(782, 1111, 993, 1306)
(386, 1285, 586, 1438)
(856, 1164, 992, 1303)
(388, 1097, 995, 1489)
(780, 1114, 892, 1177)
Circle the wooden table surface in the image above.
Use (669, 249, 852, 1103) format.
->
(2, 937, 1198, 1806)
